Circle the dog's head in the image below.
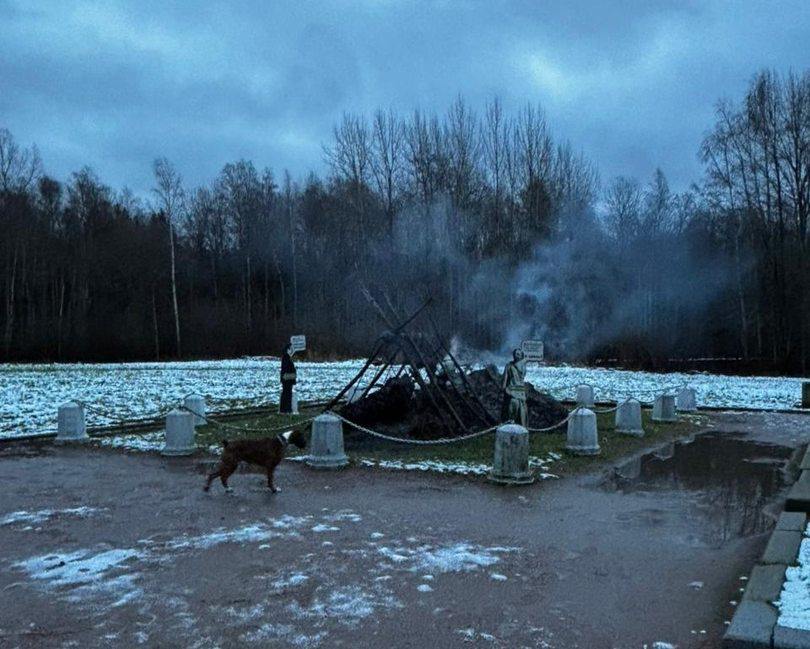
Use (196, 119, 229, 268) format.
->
(288, 428, 307, 449)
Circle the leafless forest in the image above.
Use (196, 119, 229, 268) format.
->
(0, 70, 808, 373)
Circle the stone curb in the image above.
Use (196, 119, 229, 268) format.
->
(724, 475, 809, 648)
(724, 601, 778, 648)
(800, 447, 810, 471)
(786, 469, 810, 513)
(762, 531, 803, 565)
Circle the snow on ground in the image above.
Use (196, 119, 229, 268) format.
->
(8, 507, 518, 647)
(777, 525, 810, 630)
(0, 506, 103, 526)
(1, 357, 804, 438)
(357, 452, 559, 479)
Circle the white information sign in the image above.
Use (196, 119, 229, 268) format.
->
(521, 340, 544, 362)
(290, 335, 307, 353)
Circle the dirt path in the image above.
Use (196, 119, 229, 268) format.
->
(0, 412, 807, 648)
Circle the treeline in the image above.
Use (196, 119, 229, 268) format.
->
(0, 70, 808, 373)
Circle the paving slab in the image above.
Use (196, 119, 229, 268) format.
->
(762, 530, 803, 565)
(777, 512, 808, 532)
(774, 624, 810, 648)
(743, 564, 788, 603)
(786, 478, 810, 513)
(724, 601, 777, 648)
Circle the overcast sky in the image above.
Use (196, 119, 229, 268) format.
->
(1, 0, 808, 197)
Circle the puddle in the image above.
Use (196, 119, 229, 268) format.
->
(609, 433, 793, 546)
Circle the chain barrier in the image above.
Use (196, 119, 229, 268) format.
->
(179, 404, 318, 436)
(525, 409, 577, 432)
(331, 411, 500, 446)
(75, 399, 175, 439)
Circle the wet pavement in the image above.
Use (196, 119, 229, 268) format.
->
(610, 434, 794, 547)
(0, 411, 808, 648)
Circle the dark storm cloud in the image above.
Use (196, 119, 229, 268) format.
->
(1, 0, 808, 195)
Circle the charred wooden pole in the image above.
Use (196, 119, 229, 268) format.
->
(400, 331, 469, 432)
(427, 321, 497, 426)
(358, 348, 399, 401)
(325, 339, 384, 410)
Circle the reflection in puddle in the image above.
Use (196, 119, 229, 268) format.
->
(609, 433, 792, 546)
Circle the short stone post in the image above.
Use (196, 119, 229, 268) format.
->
(803, 382, 810, 409)
(488, 424, 534, 485)
(161, 409, 196, 456)
(291, 390, 299, 415)
(183, 395, 206, 426)
(576, 384, 595, 408)
(676, 387, 697, 412)
(566, 408, 600, 455)
(306, 413, 348, 469)
(615, 399, 644, 437)
(652, 394, 678, 422)
(56, 402, 89, 443)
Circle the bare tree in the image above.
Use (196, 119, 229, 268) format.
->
(0, 128, 42, 193)
(152, 157, 184, 357)
(370, 109, 404, 235)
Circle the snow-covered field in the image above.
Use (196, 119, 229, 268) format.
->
(0, 358, 805, 438)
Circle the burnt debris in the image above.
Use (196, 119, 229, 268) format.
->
(328, 291, 567, 439)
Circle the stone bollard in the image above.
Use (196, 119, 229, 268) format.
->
(56, 402, 89, 443)
(576, 384, 595, 408)
(161, 409, 196, 456)
(803, 382, 810, 409)
(566, 408, 600, 455)
(306, 413, 348, 469)
(676, 387, 697, 412)
(291, 390, 299, 415)
(615, 399, 644, 437)
(488, 424, 534, 486)
(652, 394, 678, 423)
(183, 395, 206, 426)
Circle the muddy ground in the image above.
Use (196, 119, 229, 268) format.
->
(0, 411, 808, 648)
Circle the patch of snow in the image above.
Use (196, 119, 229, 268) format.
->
(370, 532, 385, 539)
(490, 573, 508, 581)
(777, 534, 810, 630)
(163, 524, 281, 550)
(0, 506, 102, 526)
(376, 542, 518, 574)
(13, 547, 145, 605)
(97, 433, 164, 453)
(289, 586, 401, 627)
(311, 524, 340, 533)
(271, 573, 309, 590)
(323, 510, 362, 523)
(359, 456, 560, 479)
(416, 584, 433, 593)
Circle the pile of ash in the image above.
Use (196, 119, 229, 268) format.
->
(338, 365, 568, 440)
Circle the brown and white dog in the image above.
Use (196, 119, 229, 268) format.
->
(203, 429, 307, 494)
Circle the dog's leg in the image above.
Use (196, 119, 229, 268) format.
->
(266, 461, 280, 493)
(220, 461, 237, 493)
(203, 467, 221, 492)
